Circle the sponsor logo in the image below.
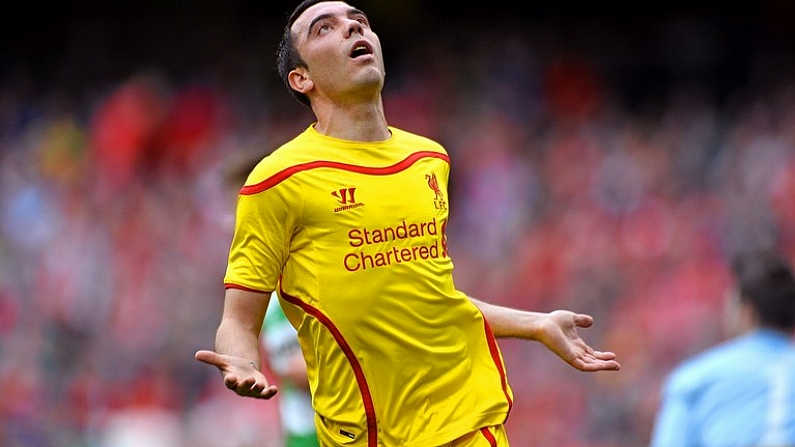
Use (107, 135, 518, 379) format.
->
(332, 187, 365, 213)
(342, 218, 449, 272)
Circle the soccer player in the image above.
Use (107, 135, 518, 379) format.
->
(649, 249, 795, 446)
(195, 1, 620, 445)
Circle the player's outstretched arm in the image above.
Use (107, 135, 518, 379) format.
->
(195, 288, 279, 399)
(469, 298, 620, 372)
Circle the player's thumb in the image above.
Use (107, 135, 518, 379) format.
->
(195, 349, 224, 367)
(573, 313, 594, 328)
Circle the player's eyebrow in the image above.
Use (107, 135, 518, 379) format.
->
(348, 8, 366, 18)
(307, 13, 332, 37)
(307, 8, 368, 38)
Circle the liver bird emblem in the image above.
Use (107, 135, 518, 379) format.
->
(426, 173, 444, 200)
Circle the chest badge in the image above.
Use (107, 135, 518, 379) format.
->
(426, 173, 447, 210)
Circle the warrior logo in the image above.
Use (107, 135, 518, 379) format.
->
(332, 187, 365, 213)
(332, 187, 357, 205)
(426, 173, 447, 210)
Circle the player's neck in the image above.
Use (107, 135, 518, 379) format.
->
(312, 98, 390, 142)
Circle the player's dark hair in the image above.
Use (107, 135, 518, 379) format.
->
(732, 249, 795, 332)
(277, 0, 328, 108)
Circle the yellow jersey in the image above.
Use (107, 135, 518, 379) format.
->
(224, 125, 513, 447)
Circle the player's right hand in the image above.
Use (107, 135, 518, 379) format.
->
(195, 350, 279, 399)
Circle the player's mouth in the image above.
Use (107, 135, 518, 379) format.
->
(350, 40, 373, 59)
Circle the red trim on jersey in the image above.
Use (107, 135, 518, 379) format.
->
(479, 427, 498, 446)
(482, 317, 513, 418)
(279, 286, 378, 447)
(240, 151, 450, 195)
(224, 283, 269, 294)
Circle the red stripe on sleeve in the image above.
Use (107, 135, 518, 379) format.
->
(224, 283, 270, 294)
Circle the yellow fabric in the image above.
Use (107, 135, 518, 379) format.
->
(225, 125, 513, 446)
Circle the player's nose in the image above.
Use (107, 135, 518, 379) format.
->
(344, 18, 364, 38)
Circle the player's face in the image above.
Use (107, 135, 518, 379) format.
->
(290, 1, 385, 102)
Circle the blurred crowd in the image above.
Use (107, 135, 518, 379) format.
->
(2, 5, 795, 447)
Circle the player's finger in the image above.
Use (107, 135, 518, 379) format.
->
(249, 382, 279, 399)
(574, 358, 621, 372)
(224, 373, 244, 391)
(593, 350, 617, 361)
(230, 378, 278, 399)
(258, 385, 279, 399)
(599, 360, 621, 370)
(227, 376, 266, 398)
(233, 373, 258, 389)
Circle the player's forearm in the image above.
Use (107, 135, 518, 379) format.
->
(469, 297, 545, 339)
(215, 287, 270, 367)
(214, 319, 263, 368)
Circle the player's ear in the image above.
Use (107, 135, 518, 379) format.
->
(288, 68, 313, 95)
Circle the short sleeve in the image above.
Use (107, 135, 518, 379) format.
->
(224, 186, 295, 292)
